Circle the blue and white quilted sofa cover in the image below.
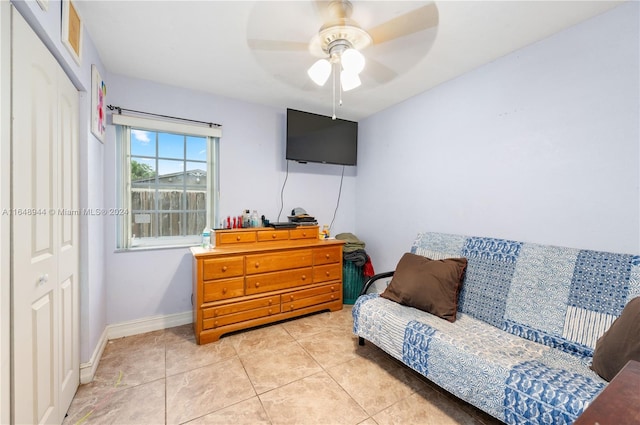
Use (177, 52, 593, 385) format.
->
(352, 232, 640, 424)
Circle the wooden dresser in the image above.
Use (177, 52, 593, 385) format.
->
(191, 226, 345, 344)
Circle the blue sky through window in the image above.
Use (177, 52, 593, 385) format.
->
(131, 129, 207, 176)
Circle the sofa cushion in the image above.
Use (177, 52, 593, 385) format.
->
(380, 252, 467, 322)
(352, 295, 607, 422)
(590, 296, 640, 381)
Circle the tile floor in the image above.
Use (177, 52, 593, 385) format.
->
(63, 306, 503, 425)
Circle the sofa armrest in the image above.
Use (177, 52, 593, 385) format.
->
(359, 271, 395, 296)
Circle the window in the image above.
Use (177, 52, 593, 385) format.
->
(114, 115, 221, 249)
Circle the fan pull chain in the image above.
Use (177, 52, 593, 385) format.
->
(339, 76, 343, 108)
(332, 61, 337, 120)
(338, 59, 343, 109)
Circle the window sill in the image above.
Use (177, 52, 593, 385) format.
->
(114, 243, 199, 253)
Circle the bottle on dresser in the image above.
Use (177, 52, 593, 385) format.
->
(201, 227, 211, 248)
(250, 210, 260, 228)
(242, 209, 250, 228)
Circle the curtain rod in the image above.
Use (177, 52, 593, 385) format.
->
(107, 105, 221, 128)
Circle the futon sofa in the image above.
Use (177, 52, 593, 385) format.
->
(353, 232, 640, 424)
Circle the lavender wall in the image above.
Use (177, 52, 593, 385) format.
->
(356, 2, 639, 272)
(103, 75, 357, 324)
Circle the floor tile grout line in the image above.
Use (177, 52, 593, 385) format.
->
(68, 308, 500, 425)
(166, 354, 257, 424)
(290, 309, 381, 422)
(319, 317, 457, 421)
(321, 359, 373, 423)
(237, 346, 261, 398)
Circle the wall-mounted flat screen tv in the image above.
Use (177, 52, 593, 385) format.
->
(286, 108, 358, 166)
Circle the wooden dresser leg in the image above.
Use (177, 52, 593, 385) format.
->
(358, 337, 365, 346)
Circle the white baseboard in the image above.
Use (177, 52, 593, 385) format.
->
(106, 310, 193, 340)
(79, 311, 192, 383)
(79, 327, 108, 384)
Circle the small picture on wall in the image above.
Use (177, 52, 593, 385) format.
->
(91, 65, 107, 143)
(62, 0, 82, 65)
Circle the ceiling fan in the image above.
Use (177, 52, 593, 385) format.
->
(306, 0, 373, 91)
(247, 1, 438, 116)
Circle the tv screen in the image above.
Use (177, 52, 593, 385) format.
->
(286, 108, 358, 166)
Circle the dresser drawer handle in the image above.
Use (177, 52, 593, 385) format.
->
(289, 295, 294, 301)
(302, 232, 307, 237)
(222, 287, 227, 294)
(236, 235, 241, 241)
(268, 299, 273, 305)
(214, 320, 219, 327)
(301, 275, 307, 281)
(325, 271, 330, 277)
(255, 282, 260, 288)
(272, 233, 277, 239)
(222, 266, 228, 272)
(330, 286, 335, 291)
(268, 308, 273, 314)
(214, 309, 219, 315)
(255, 262, 260, 268)
(325, 254, 330, 259)
(331, 294, 335, 299)
(290, 304, 294, 310)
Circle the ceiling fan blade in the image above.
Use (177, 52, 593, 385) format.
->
(247, 39, 309, 51)
(364, 57, 398, 84)
(367, 3, 439, 45)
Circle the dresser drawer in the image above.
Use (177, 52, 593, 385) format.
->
(203, 277, 245, 302)
(313, 247, 342, 265)
(204, 295, 280, 317)
(281, 283, 341, 304)
(257, 229, 290, 242)
(289, 227, 318, 240)
(282, 290, 341, 312)
(246, 267, 313, 295)
(246, 250, 312, 275)
(218, 231, 256, 245)
(313, 263, 342, 283)
(203, 305, 279, 329)
(203, 256, 244, 280)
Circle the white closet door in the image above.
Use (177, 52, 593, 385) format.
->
(56, 49, 80, 418)
(11, 8, 79, 424)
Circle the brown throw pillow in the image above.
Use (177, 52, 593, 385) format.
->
(590, 297, 640, 381)
(380, 252, 467, 322)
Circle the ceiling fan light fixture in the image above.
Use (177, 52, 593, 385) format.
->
(341, 48, 365, 74)
(340, 70, 361, 91)
(308, 59, 332, 86)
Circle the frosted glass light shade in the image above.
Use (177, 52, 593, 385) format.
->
(340, 70, 361, 91)
(307, 59, 331, 86)
(341, 48, 365, 74)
